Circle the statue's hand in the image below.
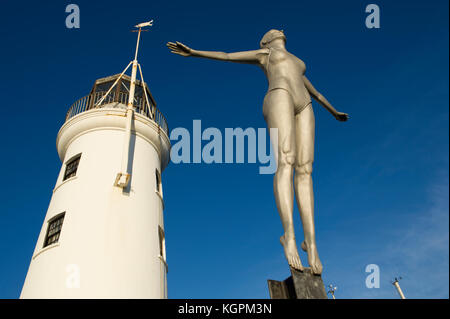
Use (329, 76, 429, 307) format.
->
(166, 41, 192, 57)
(334, 112, 349, 122)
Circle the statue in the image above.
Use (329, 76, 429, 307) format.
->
(167, 29, 349, 275)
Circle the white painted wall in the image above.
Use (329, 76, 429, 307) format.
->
(20, 107, 170, 298)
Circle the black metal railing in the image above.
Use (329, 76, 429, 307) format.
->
(65, 91, 168, 134)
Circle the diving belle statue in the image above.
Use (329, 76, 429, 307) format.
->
(167, 29, 348, 275)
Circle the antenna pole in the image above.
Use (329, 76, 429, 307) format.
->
(127, 26, 141, 111)
(115, 22, 152, 188)
(134, 27, 142, 61)
(392, 278, 406, 299)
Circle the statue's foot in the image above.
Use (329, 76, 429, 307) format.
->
(280, 235, 304, 271)
(301, 240, 307, 252)
(303, 241, 323, 275)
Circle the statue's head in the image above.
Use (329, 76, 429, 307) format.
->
(260, 29, 286, 48)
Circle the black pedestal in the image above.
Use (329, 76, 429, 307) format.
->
(268, 267, 328, 299)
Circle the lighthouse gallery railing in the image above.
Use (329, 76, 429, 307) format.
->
(65, 91, 169, 135)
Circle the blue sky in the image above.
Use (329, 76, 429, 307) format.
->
(0, 0, 448, 299)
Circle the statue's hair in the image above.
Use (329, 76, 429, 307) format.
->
(260, 29, 286, 48)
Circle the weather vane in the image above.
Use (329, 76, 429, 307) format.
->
(135, 20, 153, 28)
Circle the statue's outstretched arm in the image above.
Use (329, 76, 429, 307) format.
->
(167, 41, 268, 65)
(303, 76, 349, 122)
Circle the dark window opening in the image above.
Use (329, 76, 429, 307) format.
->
(63, 154, 81, 181)
(155, 169, 162, 196)
(44, 213, 65, 248)
(158, 226, 166, 261)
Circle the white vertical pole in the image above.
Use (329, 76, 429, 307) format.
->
(116, 28, 142, 188)
(393, 280, 406, 299)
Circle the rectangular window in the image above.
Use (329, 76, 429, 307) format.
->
(155, 169, 163, 197)
(158, 226, 166, 261)
(63, 154, 81, 181)
(44, 213, 65, 247)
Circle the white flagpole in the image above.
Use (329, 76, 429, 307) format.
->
(115, 20, 153, 188)
(392, 278, 406, 299)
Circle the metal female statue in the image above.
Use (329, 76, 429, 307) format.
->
(167, 29, 348, 274)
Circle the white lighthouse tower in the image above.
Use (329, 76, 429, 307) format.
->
(20, 22, 171, 298)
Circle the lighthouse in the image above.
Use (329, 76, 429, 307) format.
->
(20, 22, 171, 298)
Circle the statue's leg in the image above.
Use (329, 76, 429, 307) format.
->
(294, 104, 323, 275)
(263, 89, 303, 271)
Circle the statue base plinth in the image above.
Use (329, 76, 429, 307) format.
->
(267, 267, 328, 299)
